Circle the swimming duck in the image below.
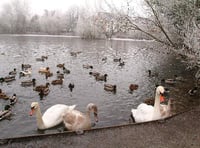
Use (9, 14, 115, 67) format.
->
(174, 75, 185, 82)
(21, 64, 31, 70)
(0, 105, 12, 121)
(39, 87, 50, 99)
(83, 64, 93, 69)
(62, 103, 98, 132)
(102, 57, 107, 62)
(57, 71, 64, 79)
(119, 61, 125, 67)
(33, 83, 50, 92)
(38, 67, 50, 74)
(57, 63, 65, 68)
(95, 74, 108, 82)
(161, 78, 176, 85)
(30, 102, 76, 130)
(68, 83, 75, 92)
(148, 70, 159, 77)
(188, 87, 198, 96)
(113, 58, 121, 62)
(41, 55, 48, 59)
(10, 94, 17, 105)
(51, 78, 64, 85)
(9, 68, 17, 75)
(45, 71, 53, 79)
(4, 75, 16, 82)
(70, 52, 78, 57)
(104, 84, 117, 92)
(0, 89, 9, 100)
(19, 68, 31, 77)
(36, 57, 45, 62)
(89, 71, 100, 77)
(21, 78, 36, 87)
(129, 84, 139, 91)
(63, 67, 70, 74)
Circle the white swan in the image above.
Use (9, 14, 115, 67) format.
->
(30, 102, 76, 130)
(62, 103, 98, 131)
(131, 86, 171, 123)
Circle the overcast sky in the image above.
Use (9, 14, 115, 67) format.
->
(0, 0, 145, 16)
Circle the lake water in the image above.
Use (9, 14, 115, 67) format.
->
(0, 35, 199, 139)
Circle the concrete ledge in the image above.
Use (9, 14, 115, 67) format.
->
(1, 107, 200, 148)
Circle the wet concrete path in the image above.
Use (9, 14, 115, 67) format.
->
(1, 105, 200, 148)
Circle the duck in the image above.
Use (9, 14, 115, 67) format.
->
(39, 87, 50, 99)
(9, 68, 17, 75)
(19, 68, 31, 77)
(102, 57, 107, 62)
(41, 55, 48, 60)
(89, 71, 100, 77)
(161, 78, 176, 85)
(57, 71, 64, 79)
(63, 67, 70, 74)
(68, 83, 75, 92)
(95, 74, 108, 82)
(21, 78, 36, 87)
(21, 64, 31, 70)
(0, 89, 9, 100)
(0, 105, 12, 121)
(57, 63, 65, 68)
(104, 84, 117, 92)
(131, 86, 171, 123)
(30, 102, 76, 130)
(129, 84, 139, 91)
(174, 75, 185, 82)
(62, 103, 98, 132)
(188, 87, 198, 96)
(38, 67, 50, 74)
(70, 52, 78, 57)
(45, 71, 53, 79)
(113, 58, 121, 62)
(10, 94, 17, 105)
(83, 64, 93, 69)
(36, 57, 45, 62)
(4, 75, 16, 82)
(51, 78, 64, 85)
(118, 61, 125, 67)
(148, 70, 158, 77)
(33, 83, 50, 92)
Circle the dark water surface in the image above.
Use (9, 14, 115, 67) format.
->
(0, 35, 198, 139)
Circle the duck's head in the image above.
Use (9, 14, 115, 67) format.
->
(30, 102, 39, 116)
(87, 103, 98, 122)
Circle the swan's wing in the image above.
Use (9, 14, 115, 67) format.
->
(63, 110, 87, 130)
(131, 103, 154, 123)
(42, 104, 75, 128)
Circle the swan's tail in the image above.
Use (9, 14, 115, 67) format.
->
(69, 105, 76, 110)
(131, 109, 136, 122)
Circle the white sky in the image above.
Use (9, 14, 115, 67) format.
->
(0, 0, 145, 16)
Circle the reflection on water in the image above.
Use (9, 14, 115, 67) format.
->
(0, 35, 198, 138)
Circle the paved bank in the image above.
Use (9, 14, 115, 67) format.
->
(1, 106, 200, 148)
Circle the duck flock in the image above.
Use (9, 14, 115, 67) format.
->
(0, 49, 199, 133)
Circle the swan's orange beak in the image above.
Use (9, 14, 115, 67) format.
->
(160, 95, 165, 102)
(29, 109, 34, 116)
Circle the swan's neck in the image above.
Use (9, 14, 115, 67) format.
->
(86, 110, 91, 118)
(153, 93, 161, 119)
(35, 107, 45, 129)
